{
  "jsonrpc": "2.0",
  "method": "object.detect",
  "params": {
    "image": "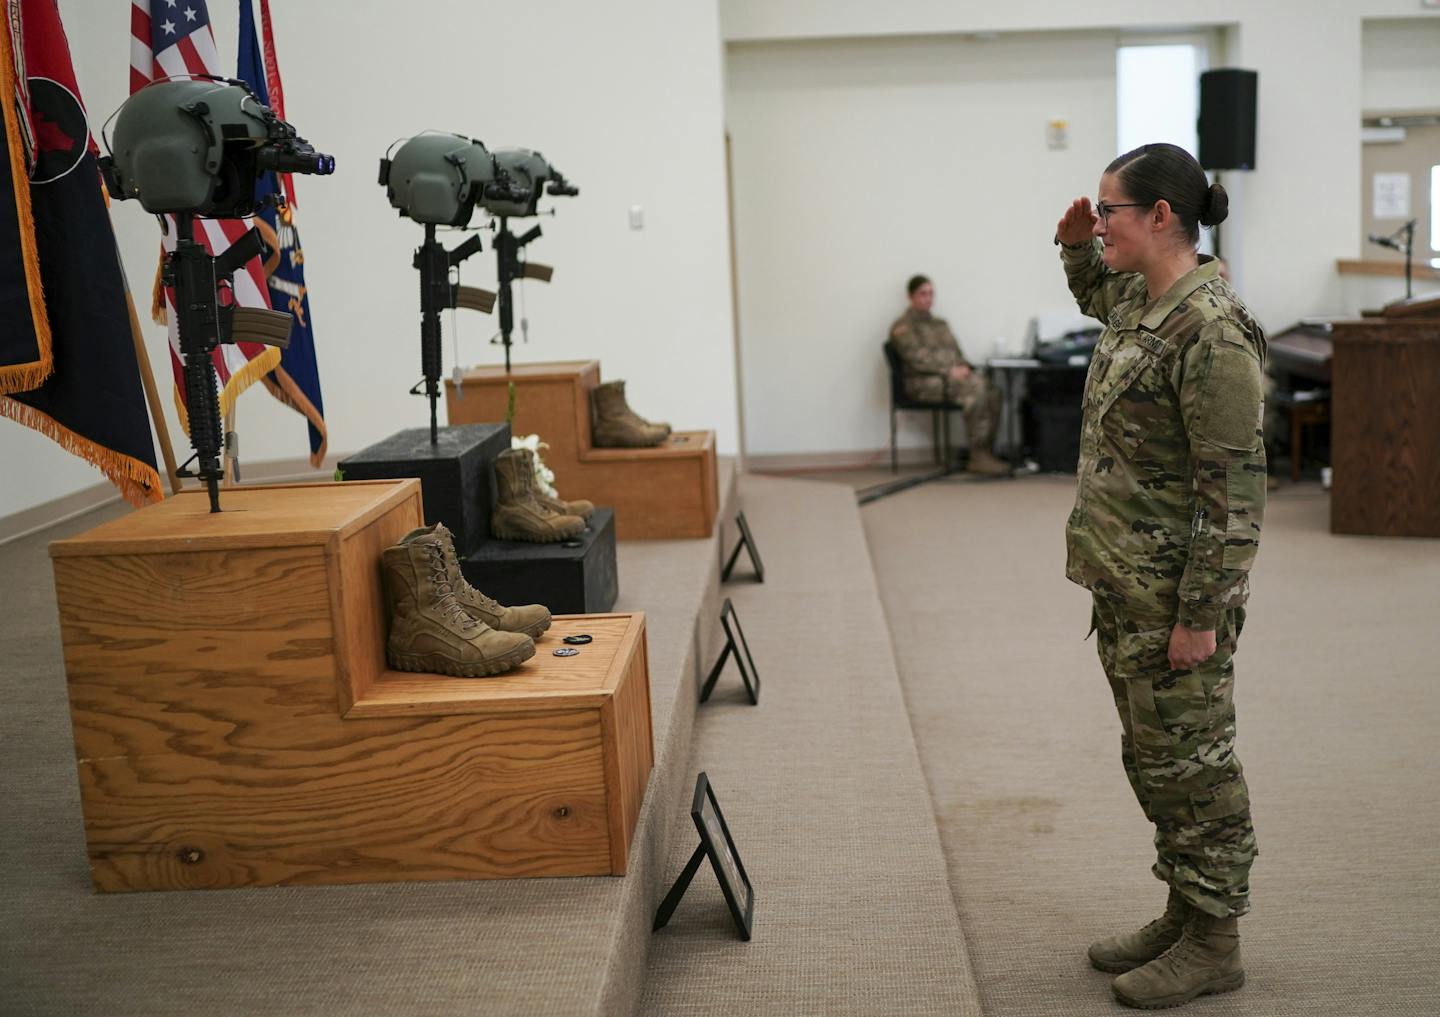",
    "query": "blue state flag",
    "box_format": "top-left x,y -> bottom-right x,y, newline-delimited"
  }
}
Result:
237,0 -> 328,465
